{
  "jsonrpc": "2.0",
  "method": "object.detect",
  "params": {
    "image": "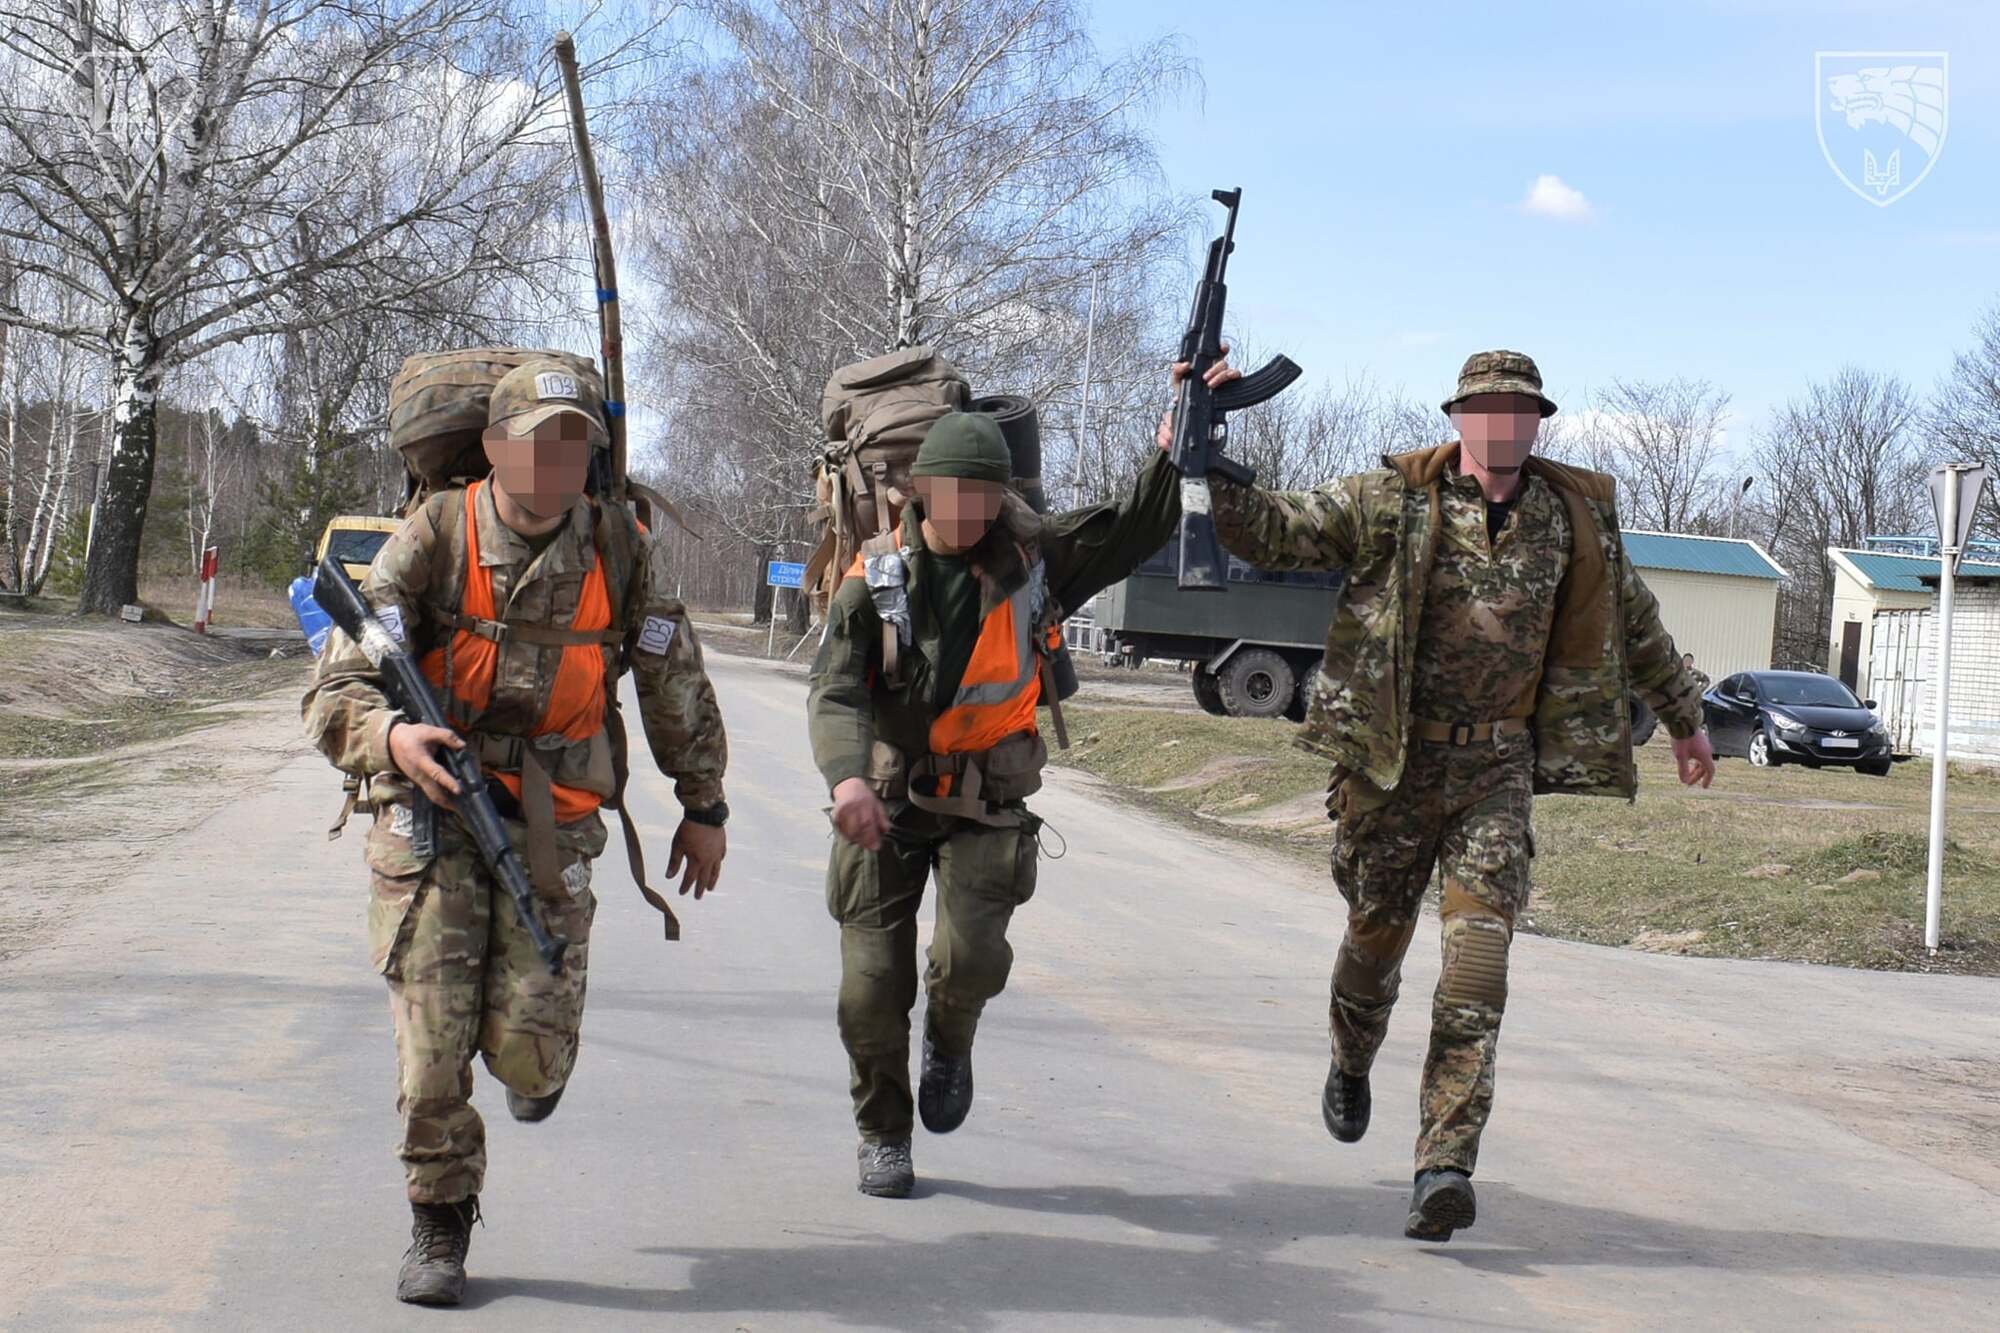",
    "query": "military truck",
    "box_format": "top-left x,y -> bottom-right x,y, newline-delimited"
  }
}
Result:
1094,534 -> 1341,720
1095,532 -> 1663,743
